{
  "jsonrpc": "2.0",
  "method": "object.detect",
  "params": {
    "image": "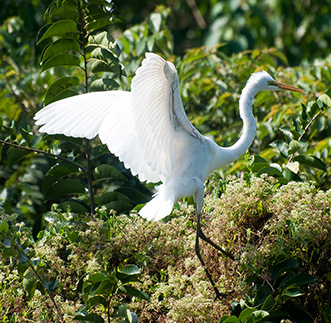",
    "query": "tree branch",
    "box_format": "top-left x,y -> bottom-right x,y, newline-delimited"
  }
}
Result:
288,111 -> 321,163
0,139 -> 87,173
